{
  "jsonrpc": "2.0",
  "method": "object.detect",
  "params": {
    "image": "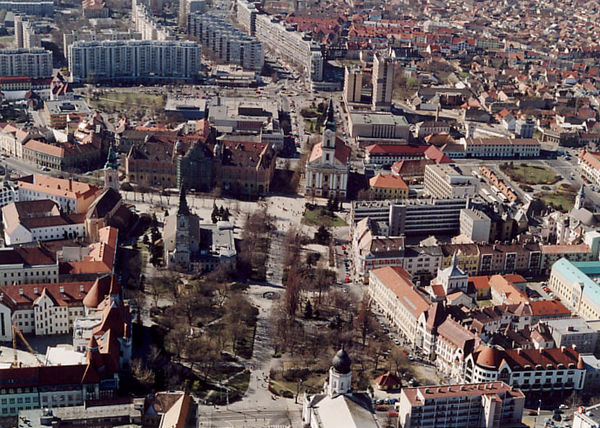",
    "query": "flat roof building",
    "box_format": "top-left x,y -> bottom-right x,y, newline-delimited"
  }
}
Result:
548,258 -> 600,321
424,163 -> 478,199
398,382 -> 525,428
349,112 -> 409,140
